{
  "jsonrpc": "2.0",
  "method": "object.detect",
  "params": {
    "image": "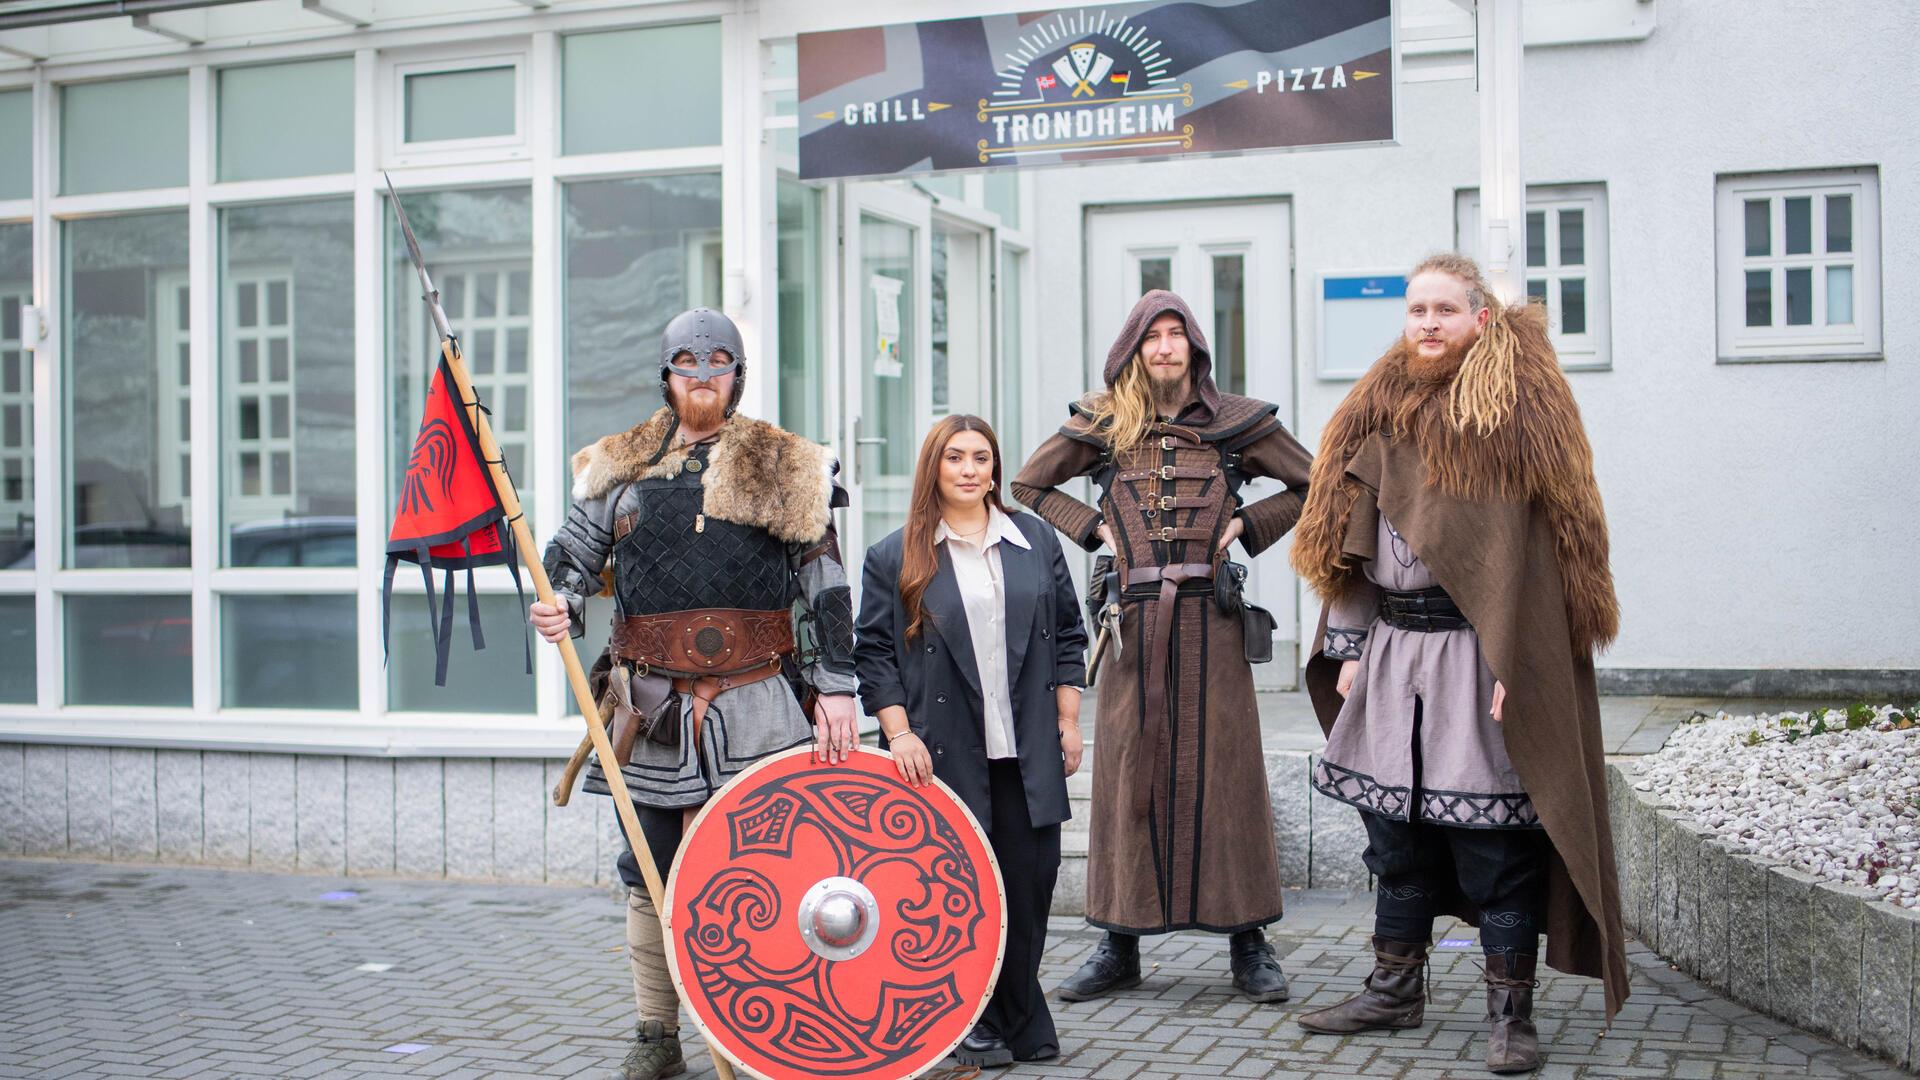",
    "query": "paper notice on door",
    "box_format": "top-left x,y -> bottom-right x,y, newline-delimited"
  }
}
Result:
871,274 -> 904,378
